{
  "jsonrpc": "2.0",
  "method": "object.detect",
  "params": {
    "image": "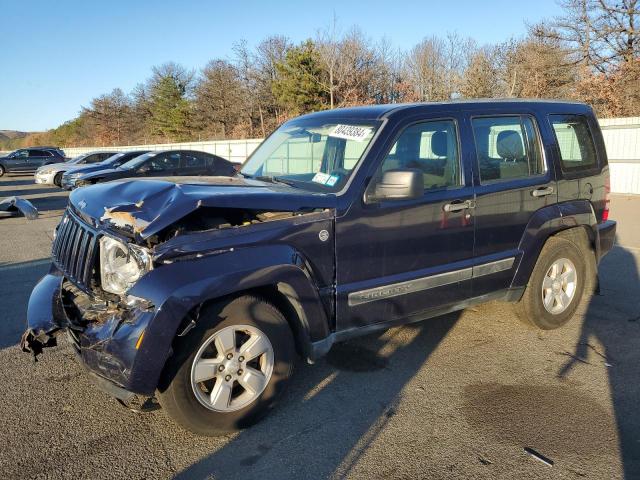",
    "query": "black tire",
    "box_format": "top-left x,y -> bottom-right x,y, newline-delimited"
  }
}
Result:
0,164 -> 5,177
53,172 -> 63,187
157,295 -> 295,436
515,237 -> 588,329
